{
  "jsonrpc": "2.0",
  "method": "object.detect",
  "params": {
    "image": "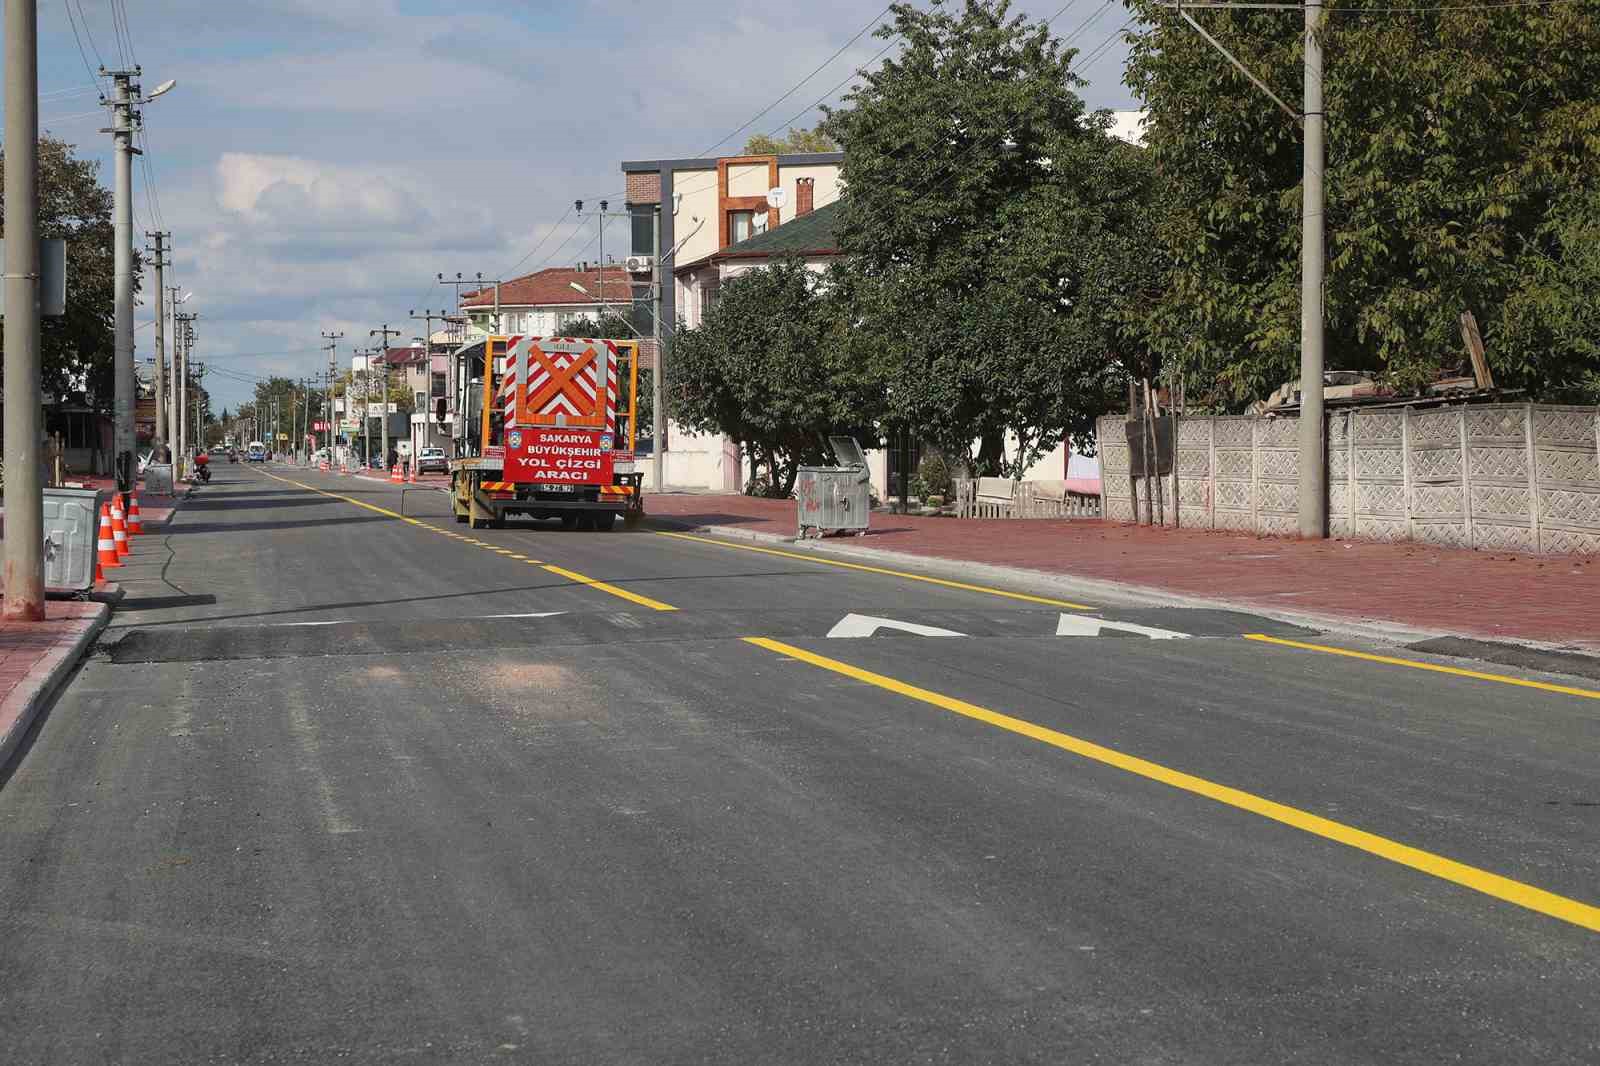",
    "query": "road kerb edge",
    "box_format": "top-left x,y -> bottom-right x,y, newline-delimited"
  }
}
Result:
0,602 -> 111,774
